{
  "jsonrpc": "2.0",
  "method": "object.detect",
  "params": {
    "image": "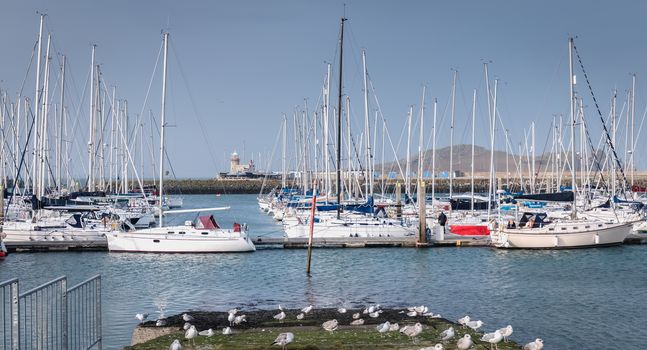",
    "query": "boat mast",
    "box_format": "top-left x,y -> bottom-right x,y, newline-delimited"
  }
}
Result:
630,74 -> 636,188
159,32 -> 169,227
362,50 -> 372,197
568,37 -> 577,218
324,64 -> 331,196
418,86 -> 426,201
405,106 -> 412,199
487,79 -> 498,219
32,14 -> 44,199
282,114 -> 287,189
471,89 -> 476,214
431,98 -> 437,207
449,70 -> 457,198
56,56 -> 66,193
336,17 -> 346,219
88,44 -> 97,192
